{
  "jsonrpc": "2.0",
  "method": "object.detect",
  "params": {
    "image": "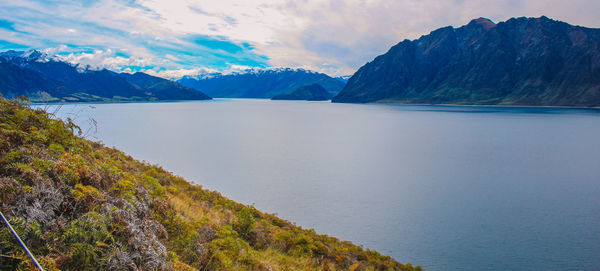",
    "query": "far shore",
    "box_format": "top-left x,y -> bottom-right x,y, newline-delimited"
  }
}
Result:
28,97 -> 600,110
